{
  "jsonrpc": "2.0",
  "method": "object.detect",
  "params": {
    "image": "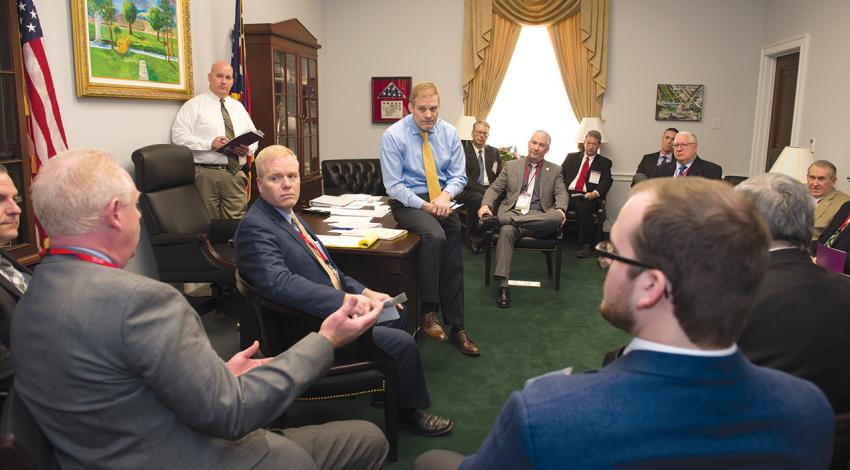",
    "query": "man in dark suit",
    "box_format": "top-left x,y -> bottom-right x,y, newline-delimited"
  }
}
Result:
414,177 -> 834,470
737,173 -> 850,469
478,130 -> 567,308
236,145 -> 454,435
0,165 -> 29,409
816,201 -> 850,274
652,130 -> 723,180
14,149 -> 389,470
634,127 -> 678,181
455,120 -> 502,253
562,129 -> 613,257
